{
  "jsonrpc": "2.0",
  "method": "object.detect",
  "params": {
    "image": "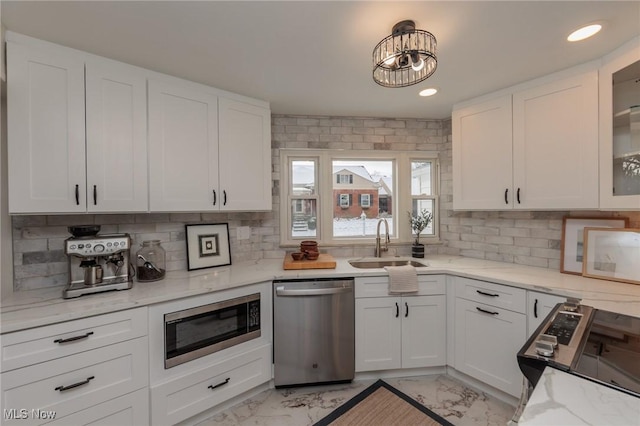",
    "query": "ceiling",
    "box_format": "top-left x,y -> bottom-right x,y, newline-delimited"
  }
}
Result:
2,1 -> 639,119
